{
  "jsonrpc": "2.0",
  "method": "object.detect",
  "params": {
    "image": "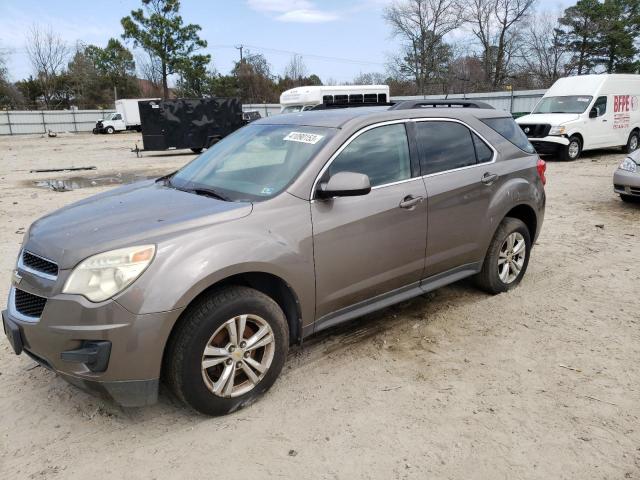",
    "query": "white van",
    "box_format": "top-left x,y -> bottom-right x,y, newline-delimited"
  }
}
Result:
279,85 -> 390,113
516,74 -> 640,160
